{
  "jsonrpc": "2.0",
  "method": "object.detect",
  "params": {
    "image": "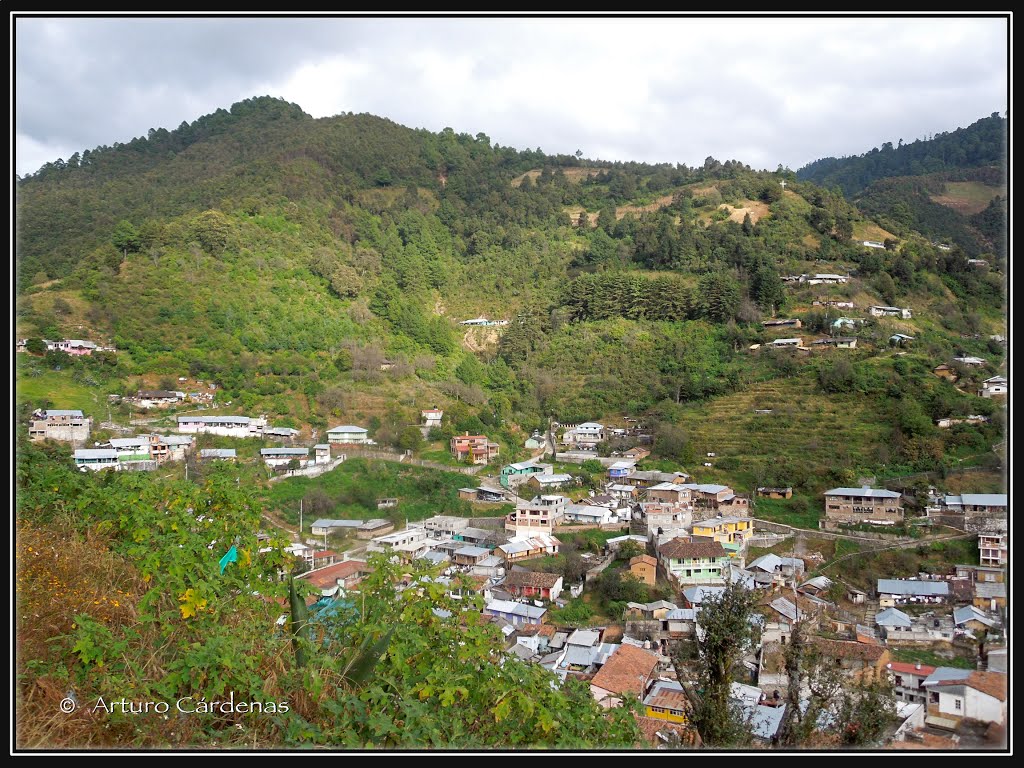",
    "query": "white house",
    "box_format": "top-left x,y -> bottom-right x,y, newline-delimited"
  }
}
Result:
922,669 -> 1006,728
769,337 -> 802,348
177,415 -> 265,438
421,409 -> 444,428
979,376 -> 1007,398
260,447 -> 309,468
863,240 -> 886,249
868,305 -> 913,319
326,425 -> 370,444
562,421 -> 605,449
74,448 -> 120,471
